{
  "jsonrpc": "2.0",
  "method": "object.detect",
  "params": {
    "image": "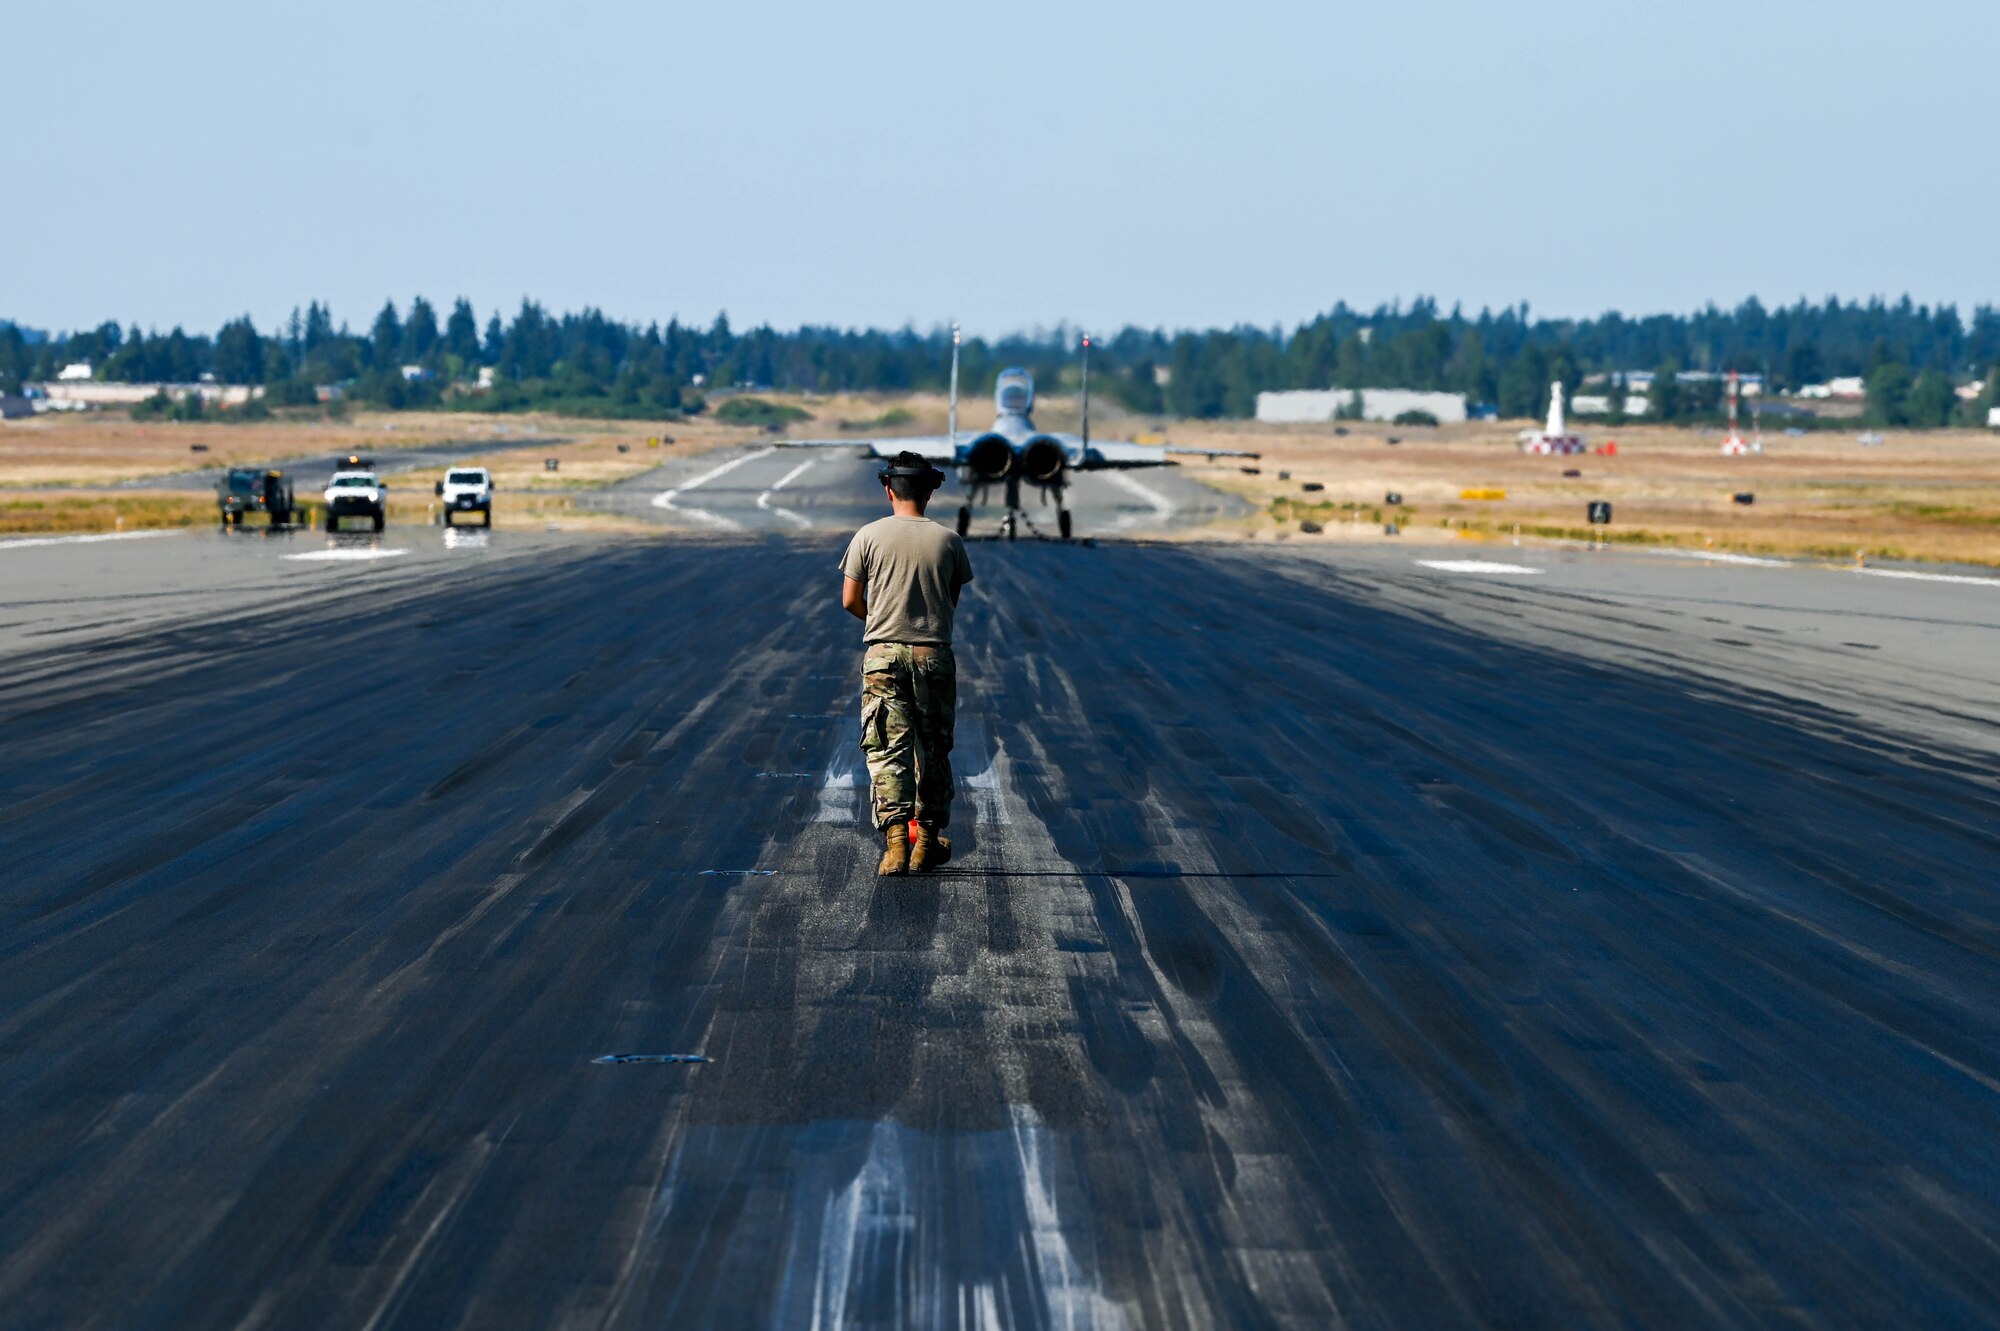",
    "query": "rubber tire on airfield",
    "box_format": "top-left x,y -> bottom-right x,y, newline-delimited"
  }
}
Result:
372,511 -> 385,533
325,514 -> 338,533
956,507 -> 971,537
1059,510 -> 1073,540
